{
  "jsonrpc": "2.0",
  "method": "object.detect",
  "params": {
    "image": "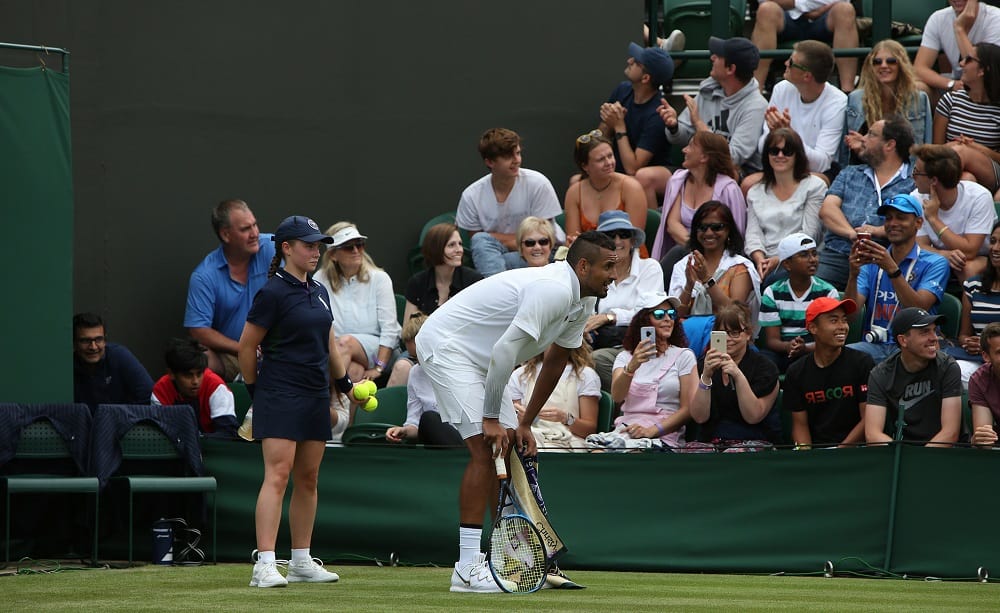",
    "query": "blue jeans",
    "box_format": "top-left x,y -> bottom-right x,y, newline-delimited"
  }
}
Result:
470,232 -> 525,277
816,249 -> 849,291
846,341 -> 897,363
